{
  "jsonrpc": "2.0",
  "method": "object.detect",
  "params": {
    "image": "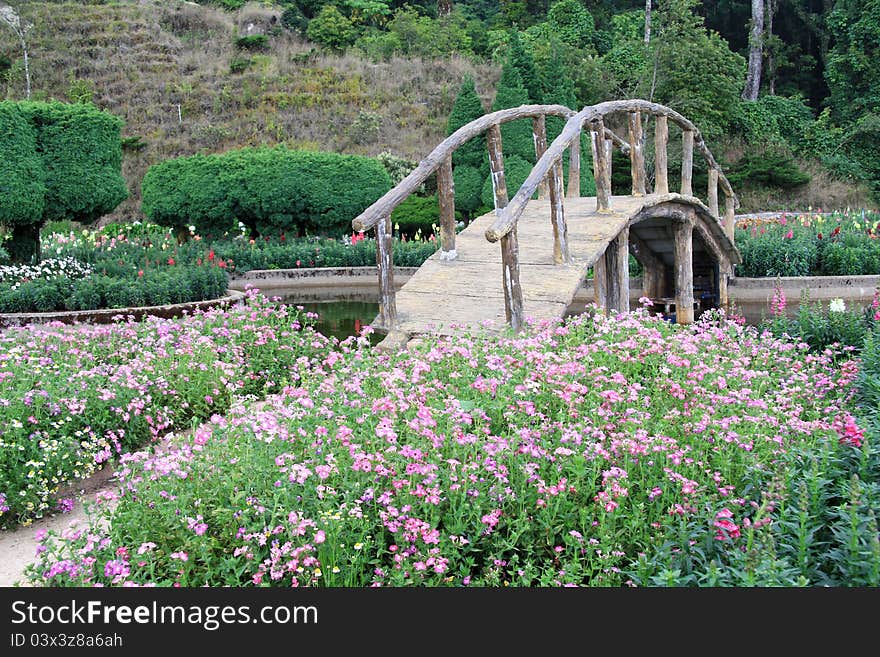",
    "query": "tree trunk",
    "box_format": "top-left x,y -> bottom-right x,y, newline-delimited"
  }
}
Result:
8,222 -> 40,264
766,0 -> 775,95
742,0 -> 764,101
437,0 -> 452,17
644,0 -> 651,44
